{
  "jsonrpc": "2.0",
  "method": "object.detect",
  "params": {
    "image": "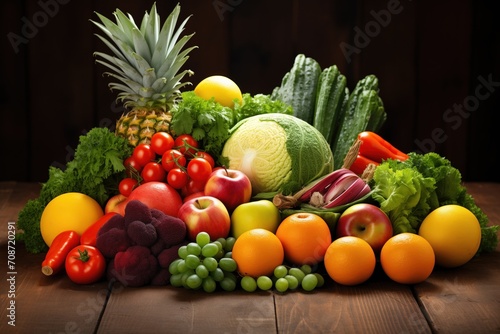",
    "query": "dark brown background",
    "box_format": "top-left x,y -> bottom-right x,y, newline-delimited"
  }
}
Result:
1,0 -> 499,182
